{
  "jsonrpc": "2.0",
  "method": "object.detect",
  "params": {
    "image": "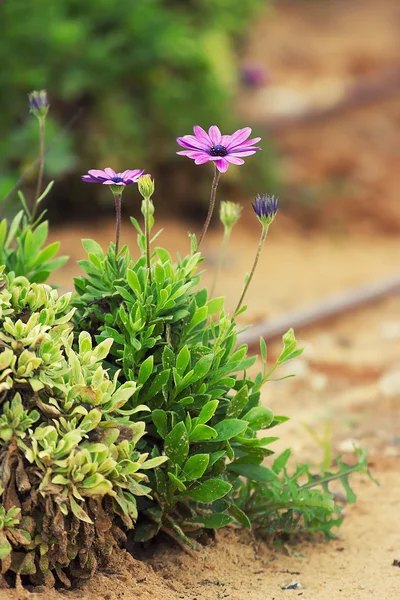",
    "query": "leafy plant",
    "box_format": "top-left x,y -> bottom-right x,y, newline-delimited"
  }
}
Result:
235,447 -> 371,541
0,271 -> 166,586
72,201 -> 369,548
